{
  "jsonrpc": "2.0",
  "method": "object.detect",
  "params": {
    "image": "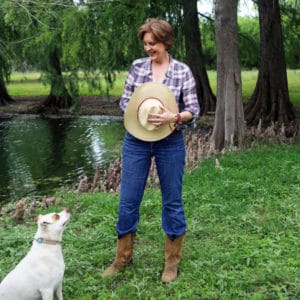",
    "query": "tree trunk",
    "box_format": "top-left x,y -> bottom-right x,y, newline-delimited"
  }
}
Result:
42,47 -> 72,110
245,0 -> 295,126
211,0 -> 245,151
183,0 -> 216,115
0,78 -> 14,106
149,0 -> 159,17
